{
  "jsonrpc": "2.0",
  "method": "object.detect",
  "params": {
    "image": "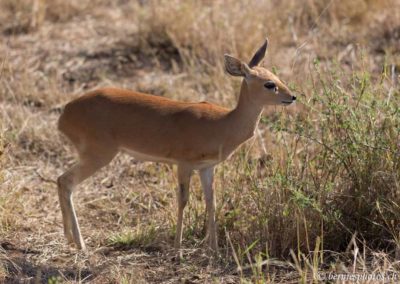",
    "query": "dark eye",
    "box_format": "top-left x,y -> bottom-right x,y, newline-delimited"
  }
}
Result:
264,81 -> 276,90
